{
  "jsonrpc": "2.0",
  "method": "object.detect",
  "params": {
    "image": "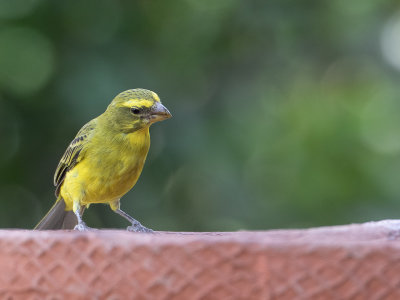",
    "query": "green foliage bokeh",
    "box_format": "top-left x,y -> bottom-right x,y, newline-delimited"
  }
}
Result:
0,0 -> 400,230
